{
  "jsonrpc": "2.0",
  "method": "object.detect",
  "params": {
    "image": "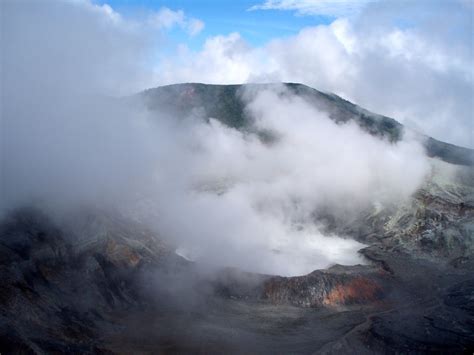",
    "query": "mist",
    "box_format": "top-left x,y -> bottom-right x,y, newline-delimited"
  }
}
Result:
1,0 -> 430,276
140,86 -> 429,275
